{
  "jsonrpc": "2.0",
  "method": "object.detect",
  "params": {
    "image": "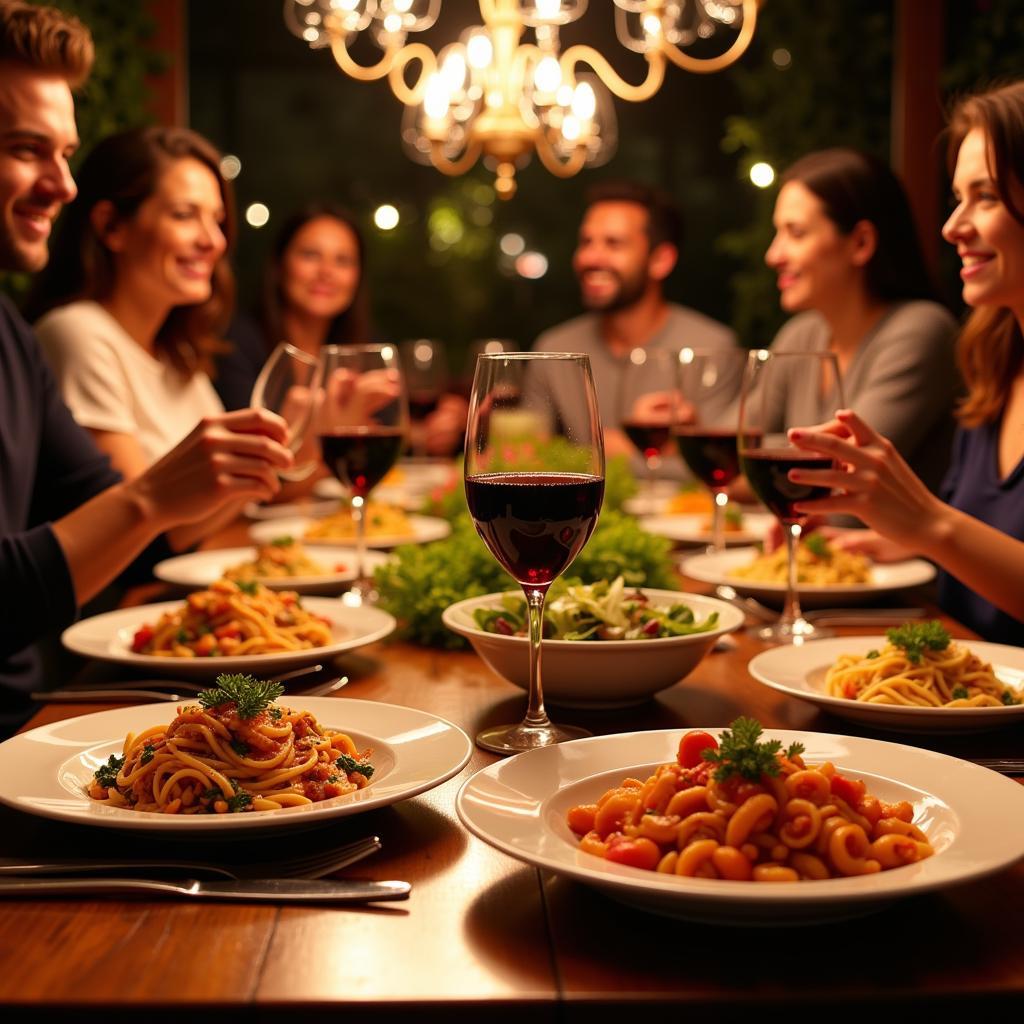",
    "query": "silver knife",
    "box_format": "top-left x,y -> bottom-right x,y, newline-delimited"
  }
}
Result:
0,877 -> 410,902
